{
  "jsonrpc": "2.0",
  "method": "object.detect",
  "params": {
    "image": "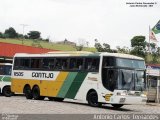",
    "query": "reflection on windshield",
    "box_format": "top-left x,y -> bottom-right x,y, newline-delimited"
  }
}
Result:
102,68 -> 145,91
119,69 -> 145,91
119,70 -> 134,90
135,71 -> 145,91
